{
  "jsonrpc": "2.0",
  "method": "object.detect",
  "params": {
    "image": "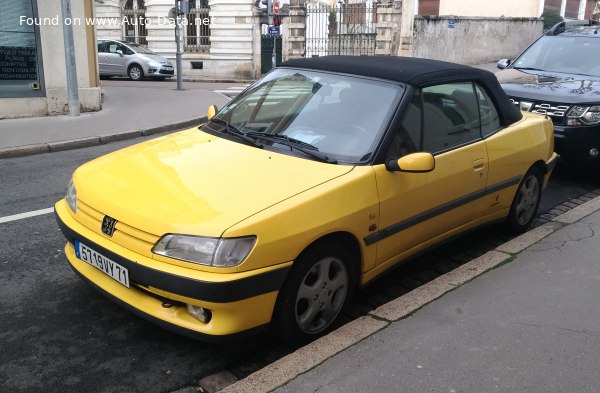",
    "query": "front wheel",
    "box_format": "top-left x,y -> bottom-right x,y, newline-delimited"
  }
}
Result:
507,167 -> 542,232
128,64 -> 143,81
274,242 -> 355,345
